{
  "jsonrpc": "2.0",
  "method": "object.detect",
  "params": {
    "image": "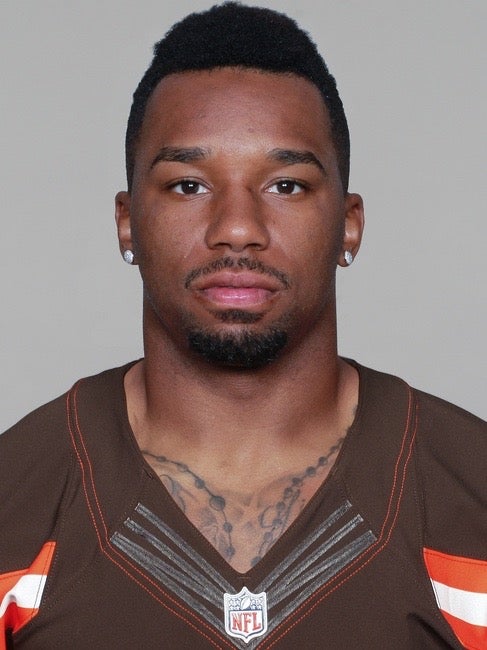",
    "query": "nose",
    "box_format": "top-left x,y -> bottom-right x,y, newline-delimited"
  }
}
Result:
204,187 -> 270,253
